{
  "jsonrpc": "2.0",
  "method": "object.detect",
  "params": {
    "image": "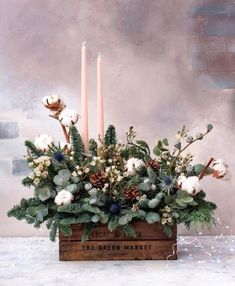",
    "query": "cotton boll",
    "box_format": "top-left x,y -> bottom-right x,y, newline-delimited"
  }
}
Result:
178,176 -> 201,196
126,158 -> 145,176
34,134 -> 54,151
42,94 -> 64,111
59,108 -> 79,127
212,159 -> 229,179
54,190 -> 74,206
